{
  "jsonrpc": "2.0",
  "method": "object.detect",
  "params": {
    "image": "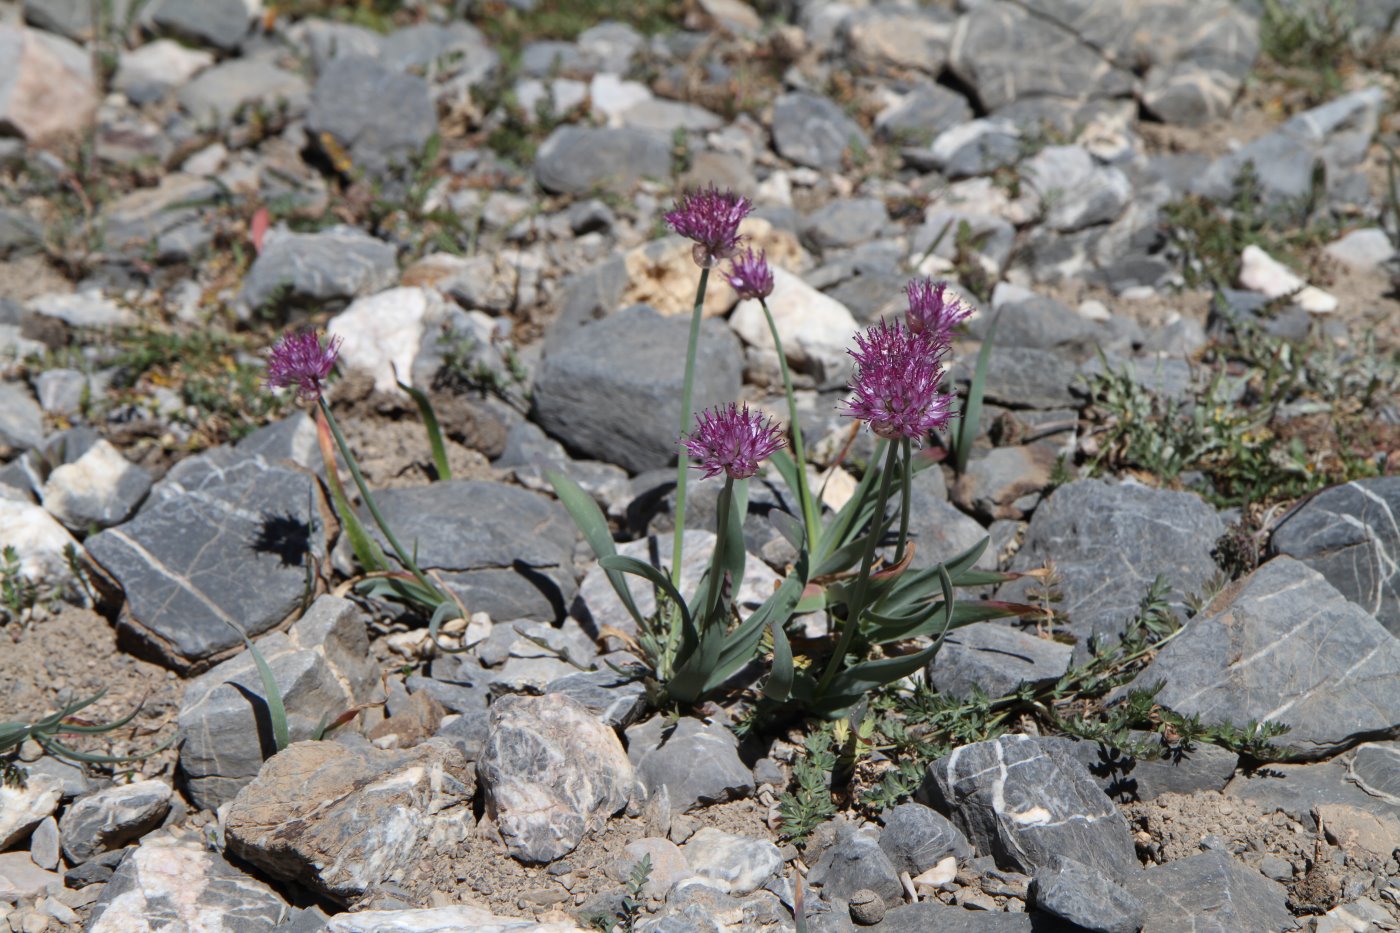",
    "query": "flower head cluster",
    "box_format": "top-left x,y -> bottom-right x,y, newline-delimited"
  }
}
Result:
665,186 -> 753,268
841,319 -> 953,442
905,278 -> 971,343
682,403 -> 786,480
265,330 -> 342,402
726,248 -> 774,301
